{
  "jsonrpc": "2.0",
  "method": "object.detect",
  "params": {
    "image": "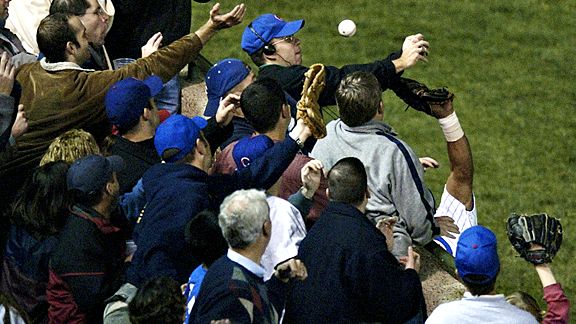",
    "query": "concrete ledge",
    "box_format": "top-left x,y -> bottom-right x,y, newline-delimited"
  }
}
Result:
416,245 -> 465,314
